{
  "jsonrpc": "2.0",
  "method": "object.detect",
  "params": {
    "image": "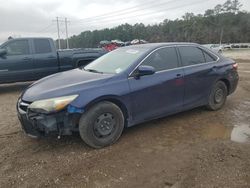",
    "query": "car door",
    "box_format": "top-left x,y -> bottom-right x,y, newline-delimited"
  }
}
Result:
32,39 -> 58,79
0,39 -> 35,83
128,47 -> 185,124
177,45 -> 219,109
